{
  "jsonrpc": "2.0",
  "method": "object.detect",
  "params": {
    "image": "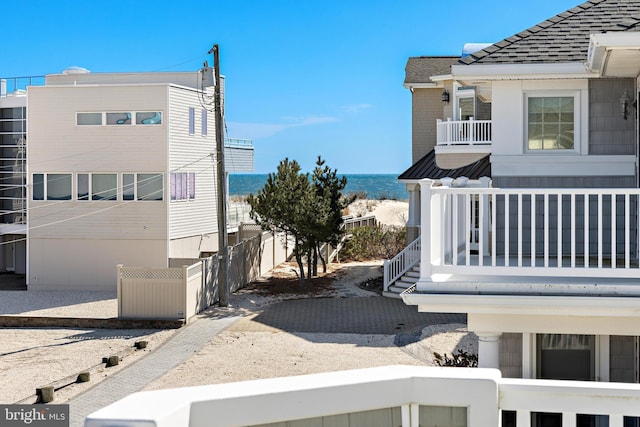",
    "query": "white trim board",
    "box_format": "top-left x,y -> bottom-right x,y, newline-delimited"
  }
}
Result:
490,155 -> 636,177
